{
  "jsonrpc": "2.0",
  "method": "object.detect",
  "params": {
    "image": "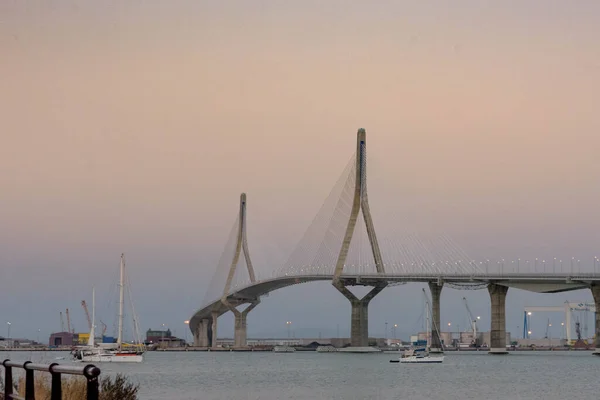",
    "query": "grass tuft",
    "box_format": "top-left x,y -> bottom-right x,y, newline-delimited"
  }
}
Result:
10,372 -> 138,400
